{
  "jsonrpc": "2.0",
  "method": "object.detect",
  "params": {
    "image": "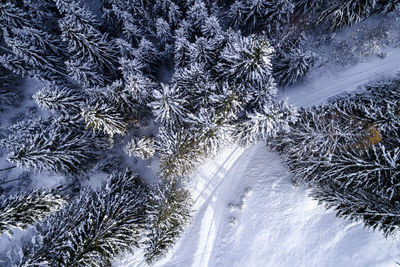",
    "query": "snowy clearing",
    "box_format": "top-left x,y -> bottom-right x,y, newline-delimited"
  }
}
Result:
157,145 -> 399,267
116,49 -> 400,267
